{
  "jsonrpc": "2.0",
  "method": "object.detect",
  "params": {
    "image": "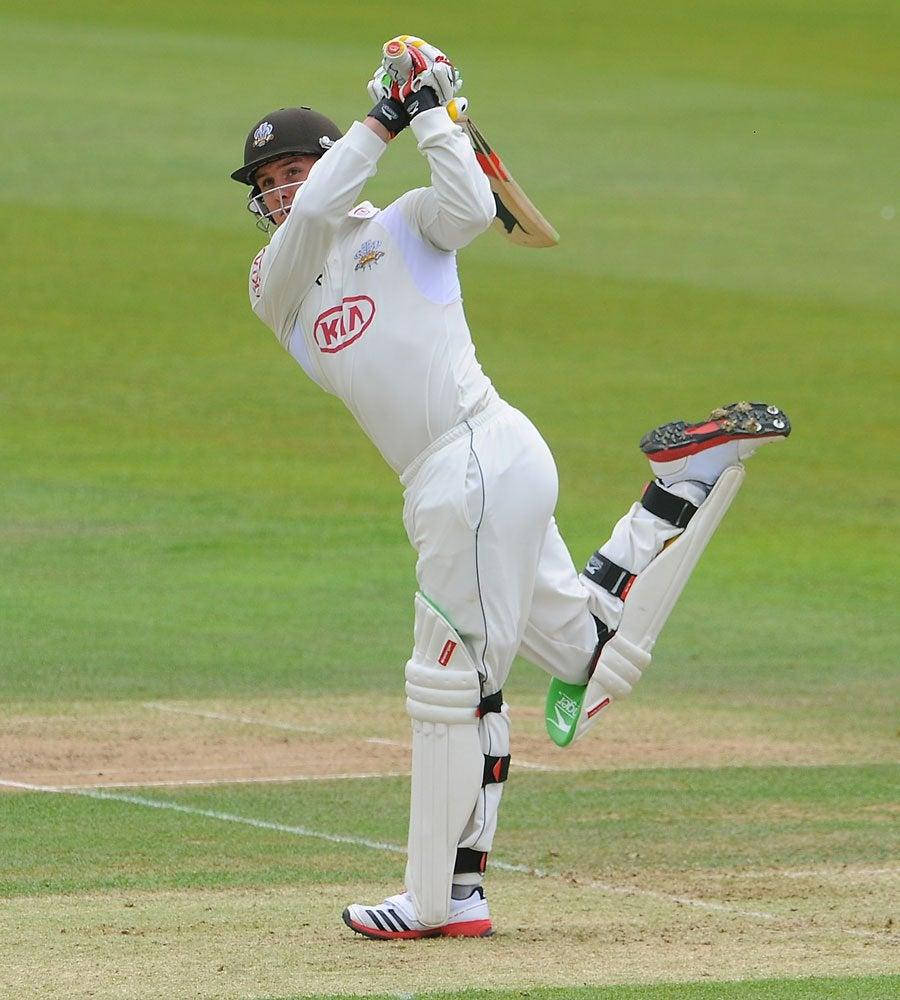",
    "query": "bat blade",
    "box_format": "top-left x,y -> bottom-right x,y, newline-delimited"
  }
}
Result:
460,117 -> 559,248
